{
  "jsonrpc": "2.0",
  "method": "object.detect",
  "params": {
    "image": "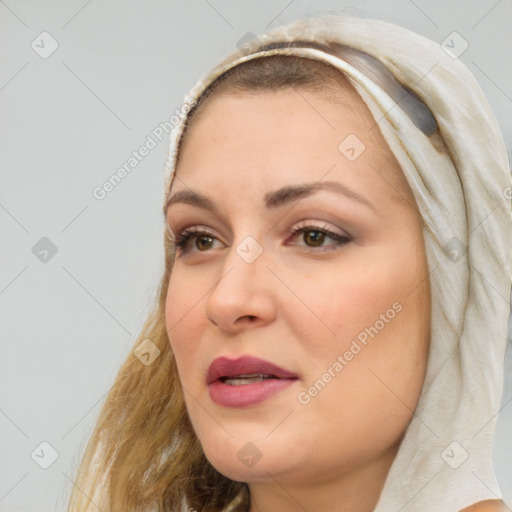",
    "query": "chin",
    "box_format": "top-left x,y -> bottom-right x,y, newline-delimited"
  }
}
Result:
200,435 -> 297,483
204,450 -> 269,482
